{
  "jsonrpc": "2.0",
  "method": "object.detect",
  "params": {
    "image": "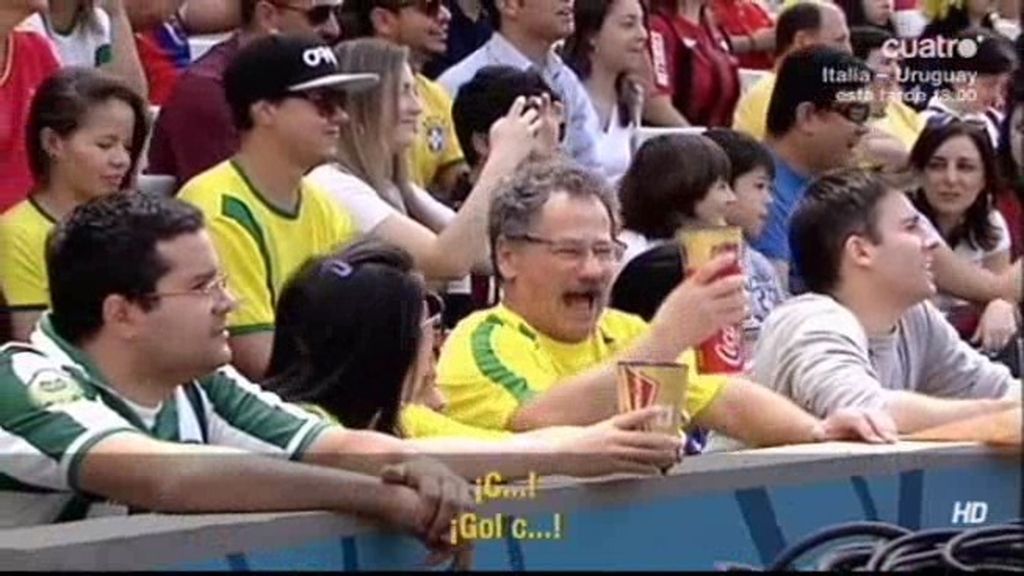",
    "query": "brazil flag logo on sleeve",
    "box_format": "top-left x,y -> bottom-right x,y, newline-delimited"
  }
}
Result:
27,369 -> 86,409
